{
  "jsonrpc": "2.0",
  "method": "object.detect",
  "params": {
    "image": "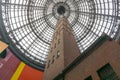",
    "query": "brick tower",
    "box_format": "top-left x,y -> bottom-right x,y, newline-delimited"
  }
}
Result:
43,17 -> 80,80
